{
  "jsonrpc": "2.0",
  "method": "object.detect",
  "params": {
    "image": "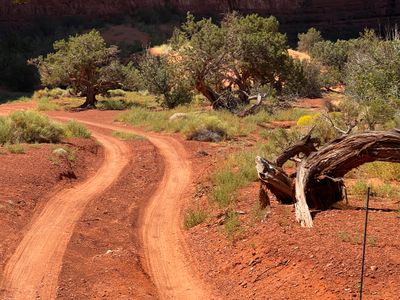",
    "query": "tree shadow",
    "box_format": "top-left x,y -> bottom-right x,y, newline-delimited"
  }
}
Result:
0,91 -> 34,105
